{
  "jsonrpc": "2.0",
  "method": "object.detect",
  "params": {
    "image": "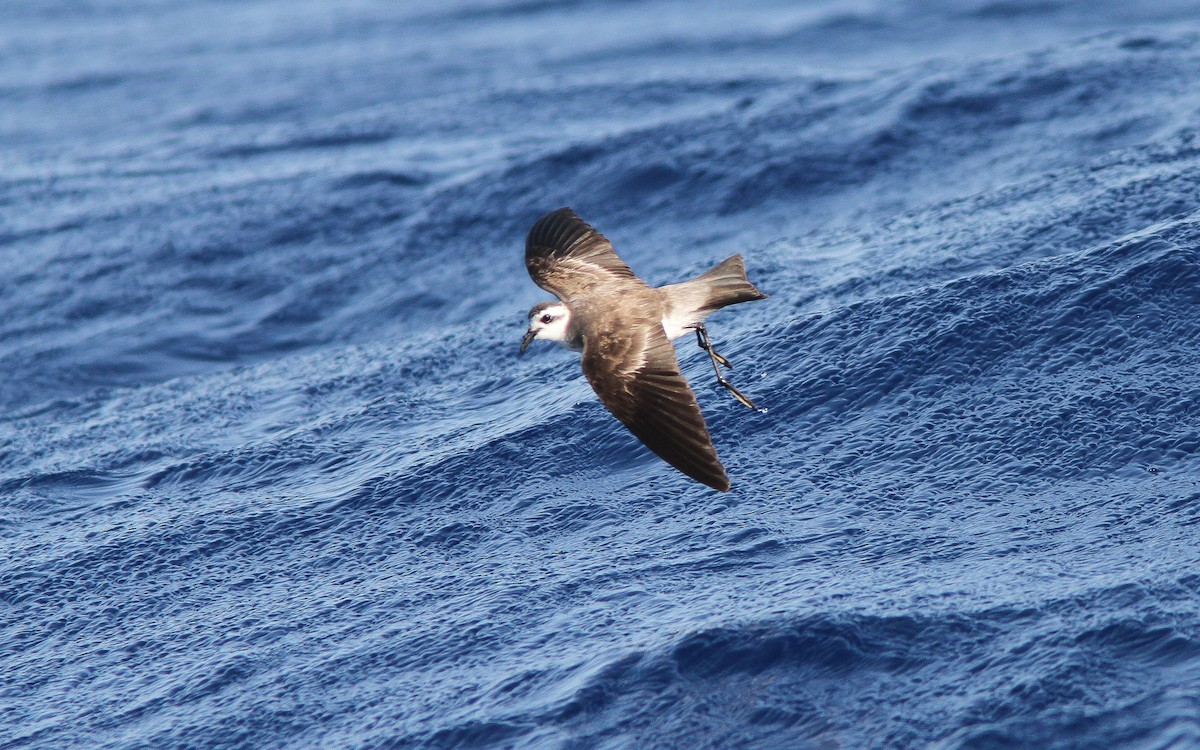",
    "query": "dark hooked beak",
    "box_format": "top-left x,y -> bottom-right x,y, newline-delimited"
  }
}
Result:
520,328 -> 537,354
